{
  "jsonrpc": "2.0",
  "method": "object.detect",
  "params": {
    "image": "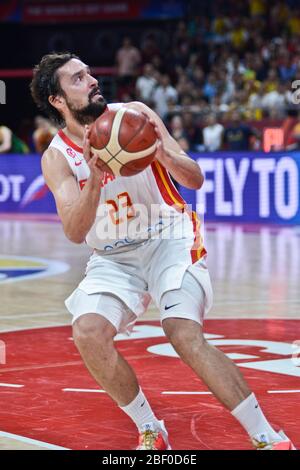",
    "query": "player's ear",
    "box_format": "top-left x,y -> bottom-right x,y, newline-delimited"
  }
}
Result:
49,94 -> 64,110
